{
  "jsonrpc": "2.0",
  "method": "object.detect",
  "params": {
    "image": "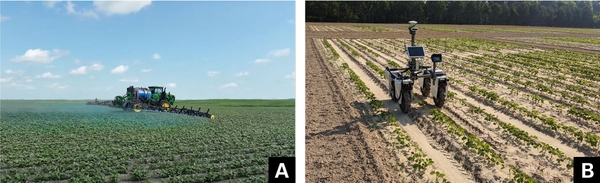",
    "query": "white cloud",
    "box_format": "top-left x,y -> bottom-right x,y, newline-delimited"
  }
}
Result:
221,82 -> 238,88
285,71 -> 295,79
268,48 -> 291,57
49,83 -> 69,89
234,72 -> 249,77
207,71 -> 220,77
44,0 -> 61,8
118,77 -> 139,83
153,53 -> 161,60
5,70 -> 24,75
167,83 -> 177,88
0,77 -> 14,83
11,49 -> 69,63
93,1 -> 152,16
70,66 -> 87,75
254,59 -> 270,64
141,69 -> 152,72
66,1 -> 99,19
111,65 -> 129,74
9,82 -> 36,90
36,72 -> 61,79
0,15 -> 9,22
88,63 -> 104,71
